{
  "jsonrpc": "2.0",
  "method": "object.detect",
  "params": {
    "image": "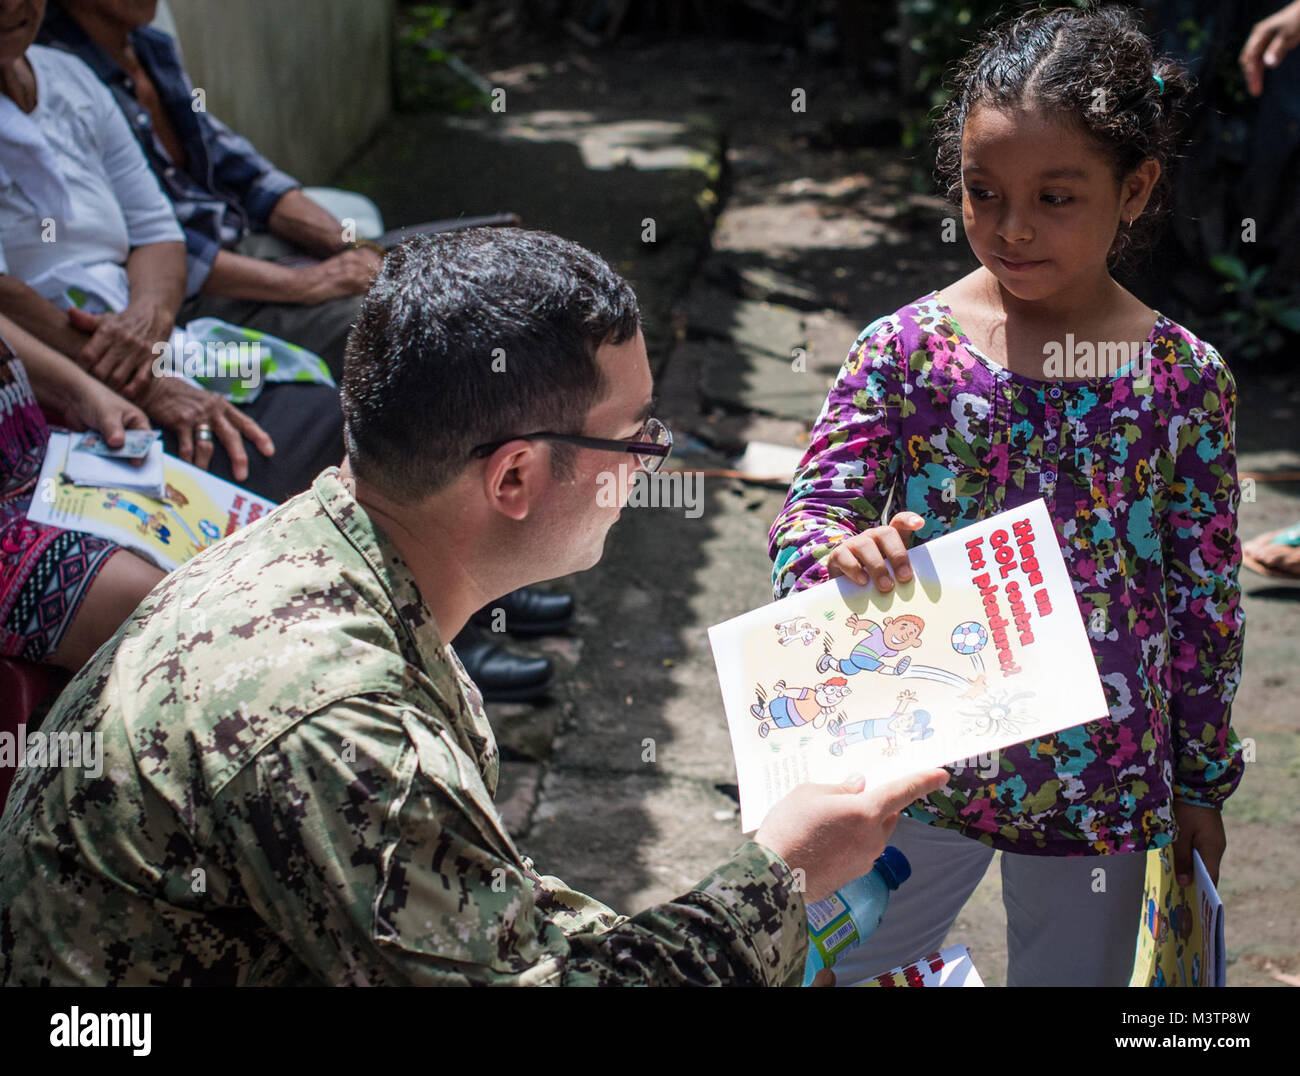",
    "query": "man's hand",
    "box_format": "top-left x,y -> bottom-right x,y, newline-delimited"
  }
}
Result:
755,768 -> 949,902
1171,800 -> 1226,887
139,376 -> 274,480
60,375 -> 152,448
68,304 -> 172,399
288,249 -> 384,304
827,512 -> 925,591
1241,0 -> 1300,96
